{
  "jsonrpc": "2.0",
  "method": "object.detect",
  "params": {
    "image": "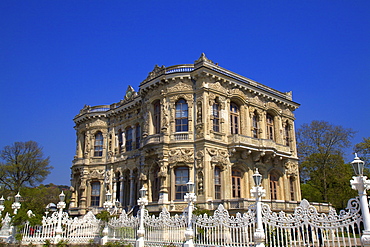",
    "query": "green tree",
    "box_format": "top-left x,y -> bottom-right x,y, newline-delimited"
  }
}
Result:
354,137 -> 370,164
0,141 -> 53,192
297,120 -> 356,209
